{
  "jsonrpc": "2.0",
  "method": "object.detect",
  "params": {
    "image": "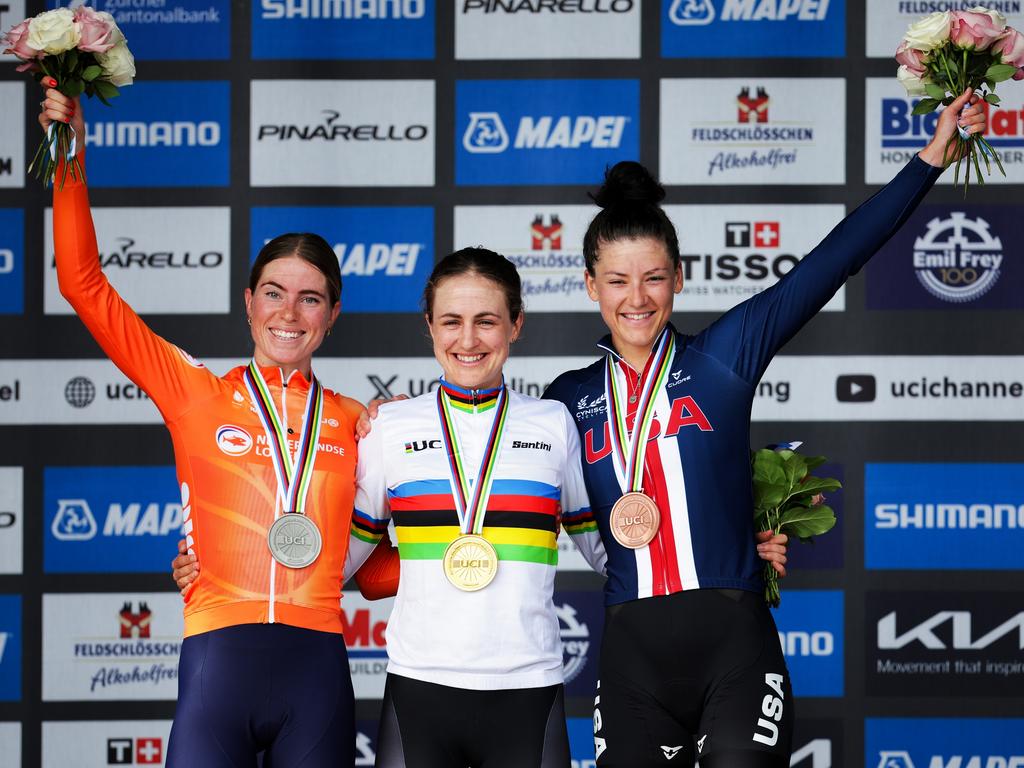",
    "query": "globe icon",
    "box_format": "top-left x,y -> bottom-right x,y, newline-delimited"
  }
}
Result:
65,377 -> 96,408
